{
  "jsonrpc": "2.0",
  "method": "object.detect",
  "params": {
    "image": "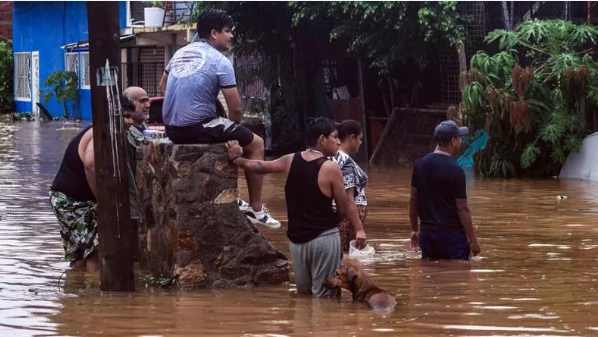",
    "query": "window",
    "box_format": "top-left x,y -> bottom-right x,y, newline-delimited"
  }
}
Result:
65,52 -> 79,88
80,52 -> 90,89
14,52 -> 31,101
